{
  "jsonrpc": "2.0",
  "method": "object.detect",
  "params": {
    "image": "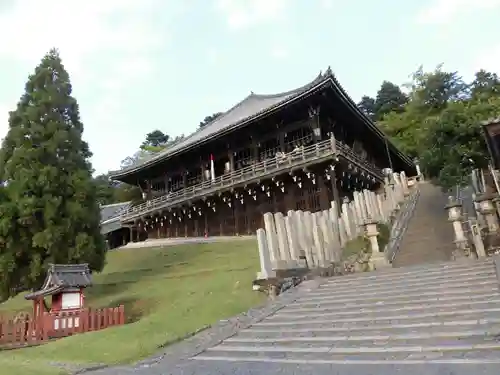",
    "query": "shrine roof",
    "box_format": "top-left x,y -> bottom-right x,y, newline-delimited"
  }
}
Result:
25,264 -> 92,300
110,67 -> 413,179
100,201 -> 132,223
482,117 -> 500,126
